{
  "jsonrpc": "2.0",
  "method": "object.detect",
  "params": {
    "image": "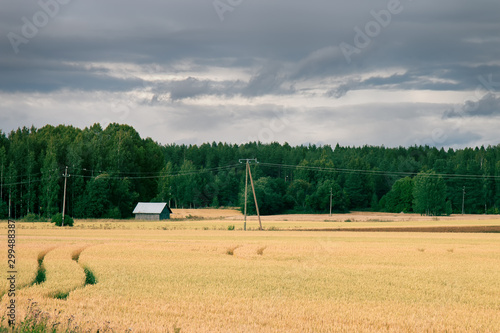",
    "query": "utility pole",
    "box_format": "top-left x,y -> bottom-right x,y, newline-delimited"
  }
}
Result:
239,159 -> 262,231
8,169 -> 11,218
62,166 -> 70,226
244,163 -> 249,230
329,187 -> 333,216
462,186 -> 465,215
248,163 -> 263,231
